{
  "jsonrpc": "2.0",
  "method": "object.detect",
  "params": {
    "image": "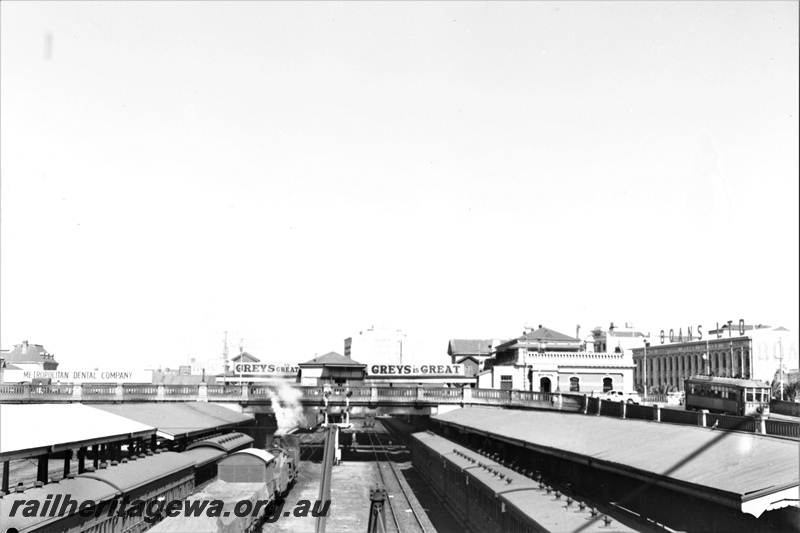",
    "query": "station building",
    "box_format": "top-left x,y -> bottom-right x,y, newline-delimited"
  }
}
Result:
298,352 -> 366,386
632,323 -> 799,392
476,325 -> 635,393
